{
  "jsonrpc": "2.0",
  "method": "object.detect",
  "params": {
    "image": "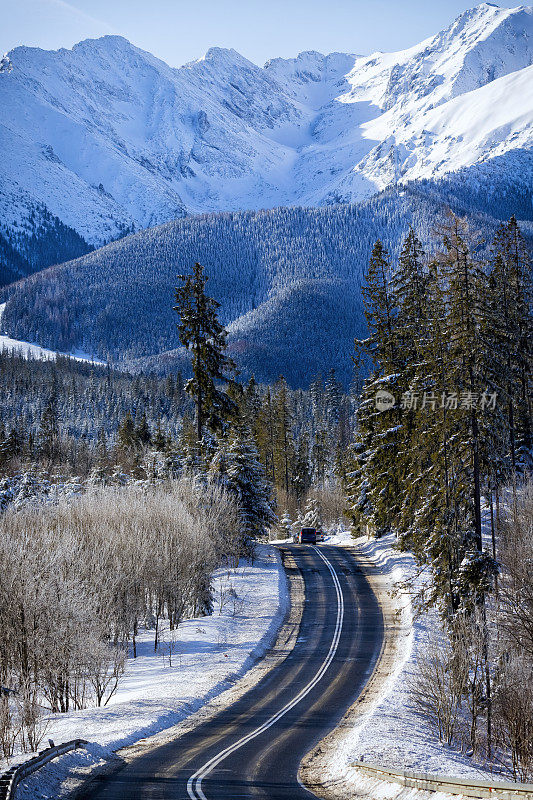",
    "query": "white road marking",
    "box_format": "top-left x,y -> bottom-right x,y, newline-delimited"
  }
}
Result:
187,546 -> 344,800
